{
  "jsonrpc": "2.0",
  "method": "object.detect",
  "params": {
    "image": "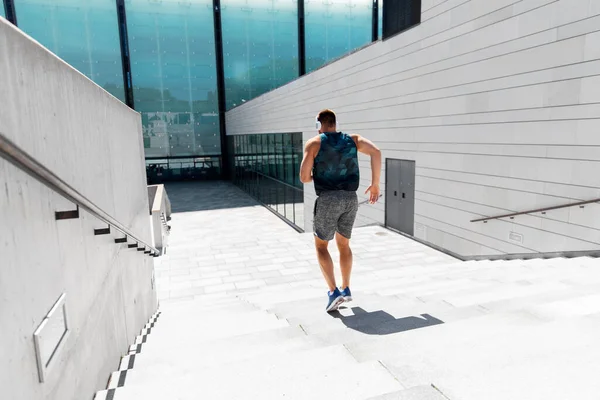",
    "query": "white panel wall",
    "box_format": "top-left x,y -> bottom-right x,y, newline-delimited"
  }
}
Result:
0,19 -> 157,400
226,0 -> 600,257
